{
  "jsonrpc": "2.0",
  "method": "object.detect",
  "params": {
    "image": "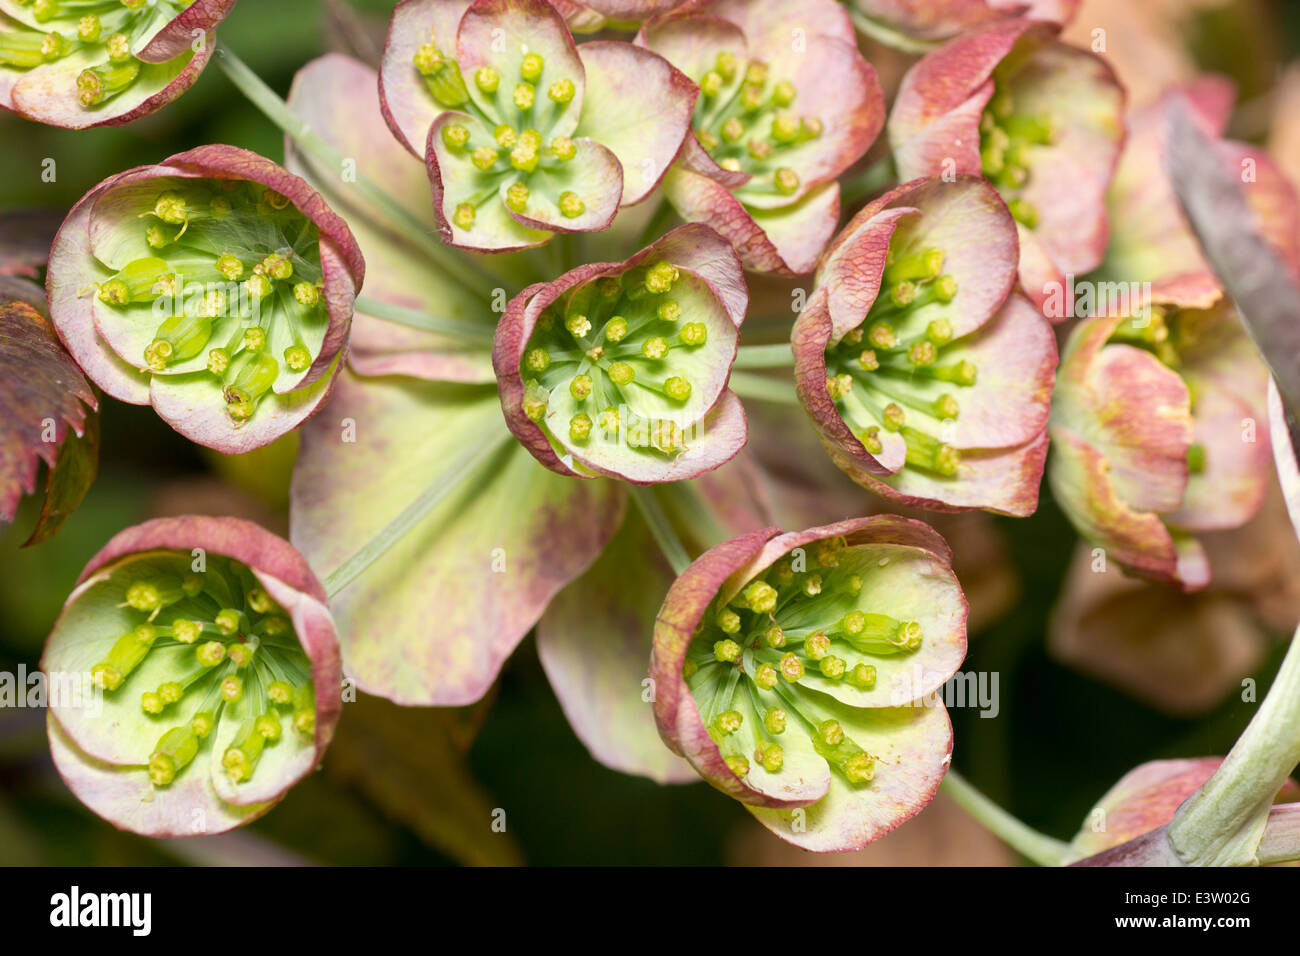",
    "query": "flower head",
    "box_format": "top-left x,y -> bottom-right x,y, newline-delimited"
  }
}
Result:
793,176 -> 1056,516
1049,274 -> 1273,591
651,515 -> 966,850
887,18 -> 1124,315
42,516 -> 341,836
0,0 -> 235,128
380,0 -> 696,251
639,0 -> 884,274
46,144 -> 364,454
494,223 -> 749,482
